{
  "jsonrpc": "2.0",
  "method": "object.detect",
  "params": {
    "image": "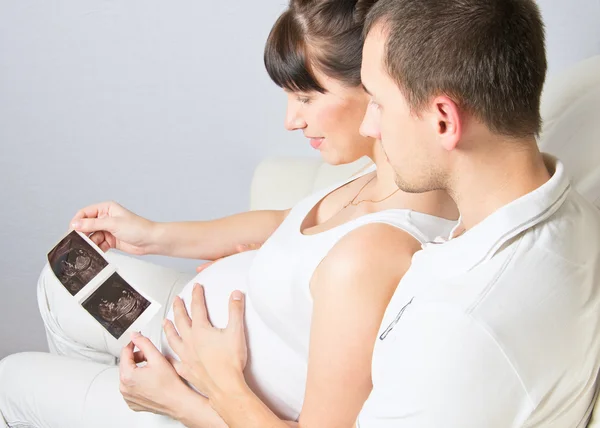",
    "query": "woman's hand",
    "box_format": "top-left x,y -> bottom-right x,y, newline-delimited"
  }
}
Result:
164,285 -> 295,428
196,243 -> 263,273
70,201 -> 157,255
163,284 -> 248,398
